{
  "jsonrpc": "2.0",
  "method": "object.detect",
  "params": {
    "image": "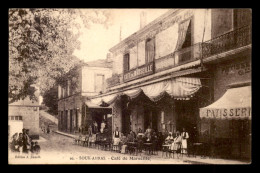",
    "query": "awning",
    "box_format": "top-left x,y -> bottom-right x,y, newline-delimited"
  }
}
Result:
141,77 -> 201,101
85,101 -> 112,114
122,88 -> 143,99
90,94 -> 118,106
102,94 -> 118,105
91,97 -> 102,105
141,80 -> 170,101
200,86 -> 251,120
170,77 -> 202,100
